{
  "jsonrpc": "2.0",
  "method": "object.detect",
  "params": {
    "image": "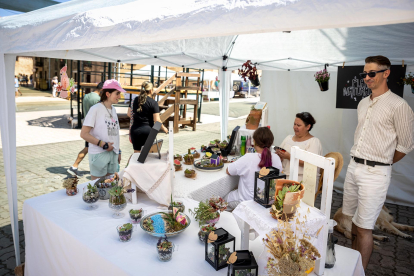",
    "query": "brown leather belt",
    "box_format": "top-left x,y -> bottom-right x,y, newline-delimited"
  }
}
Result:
352,156 -> 392,167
